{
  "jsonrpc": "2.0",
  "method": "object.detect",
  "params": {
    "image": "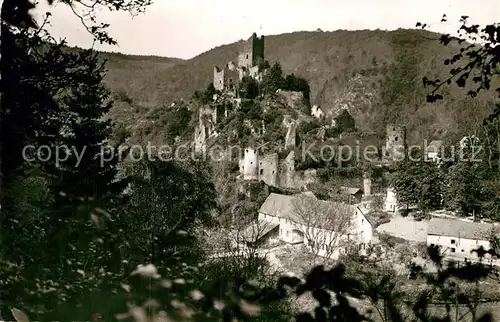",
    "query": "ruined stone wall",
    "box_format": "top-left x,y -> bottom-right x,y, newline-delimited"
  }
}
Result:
225,67 -> 239,96
363,176 -> 372,197
385,125 -> 406,161
278,90 -> 305,109
214,66 -> 225,91
194,124 -> 206,153
285,121 -> 297,149
279,151 -> 296,188
194,106 -> 219,153
214,65 -> 239,94
258,153 -> 278,186
292,169 -> 320,190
